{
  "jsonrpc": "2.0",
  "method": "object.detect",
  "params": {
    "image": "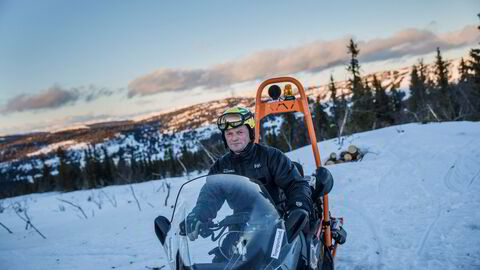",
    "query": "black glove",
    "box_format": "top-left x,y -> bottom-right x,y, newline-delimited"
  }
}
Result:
313,167 -> 334,198
185,212 -> 204,241
285,208 -> 309,243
